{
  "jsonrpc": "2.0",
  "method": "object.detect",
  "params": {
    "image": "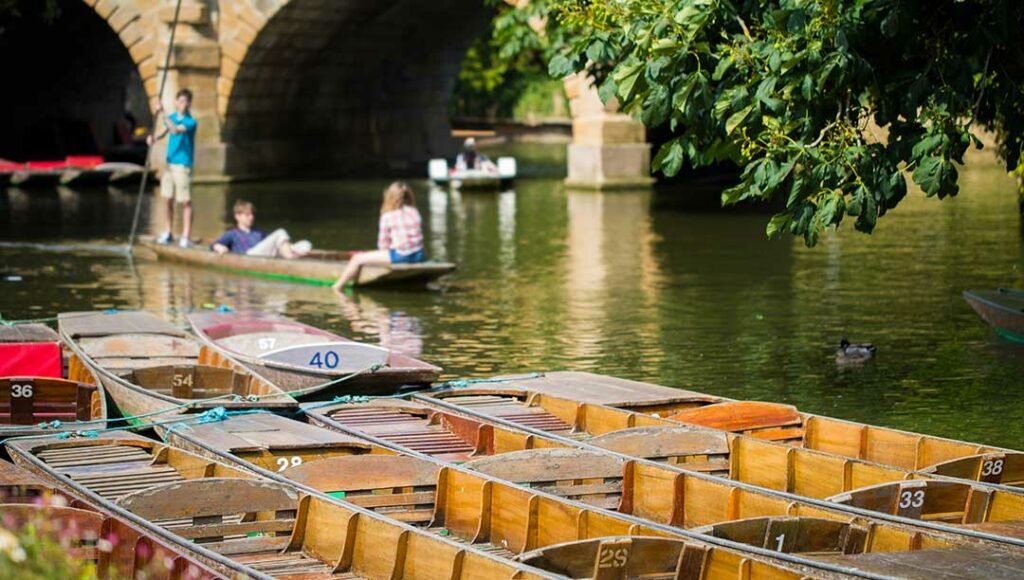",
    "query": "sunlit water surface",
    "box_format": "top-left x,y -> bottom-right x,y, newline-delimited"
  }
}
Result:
1,148 -> 1022,447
